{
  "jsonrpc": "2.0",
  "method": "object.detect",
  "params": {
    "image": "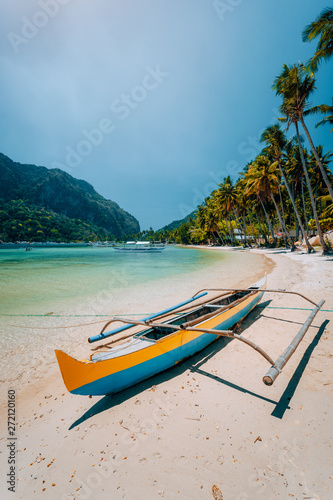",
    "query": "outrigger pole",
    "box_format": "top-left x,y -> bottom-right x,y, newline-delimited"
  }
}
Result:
92,289 -> 325,386
262,299 -> 325,385
192,288 -> 325,384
